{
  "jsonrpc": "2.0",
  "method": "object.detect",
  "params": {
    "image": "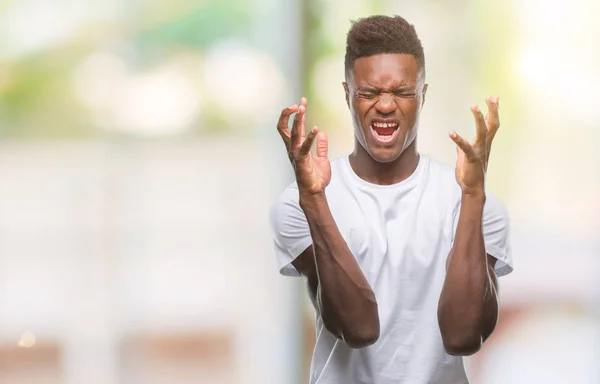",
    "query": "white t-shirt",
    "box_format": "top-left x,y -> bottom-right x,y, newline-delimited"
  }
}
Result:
269,154 -> 513,384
